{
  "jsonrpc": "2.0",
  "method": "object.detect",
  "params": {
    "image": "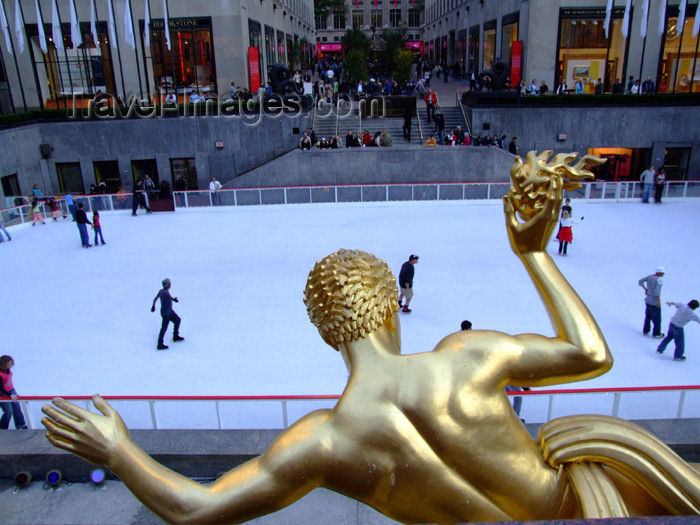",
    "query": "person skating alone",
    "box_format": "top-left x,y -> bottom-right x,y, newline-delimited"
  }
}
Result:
0,355 -> 28,430
656,300 -> 700,361
397,255 -> 419,313
151,278 -> 184,350
638,267 -> 665,338
132,179 -> 152,216
555,211 -> 582,255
